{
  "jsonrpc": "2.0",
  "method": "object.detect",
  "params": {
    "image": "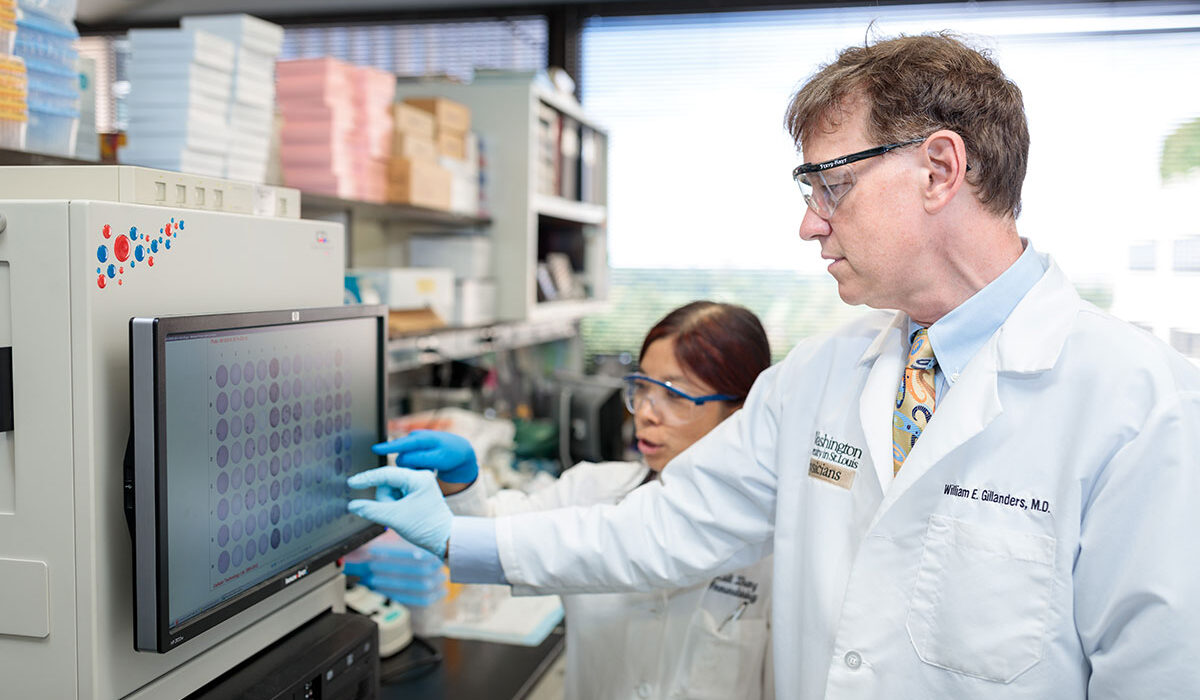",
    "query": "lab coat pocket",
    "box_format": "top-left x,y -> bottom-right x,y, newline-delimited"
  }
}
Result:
906,514 -> 1056,683
677,610 -> 768,700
